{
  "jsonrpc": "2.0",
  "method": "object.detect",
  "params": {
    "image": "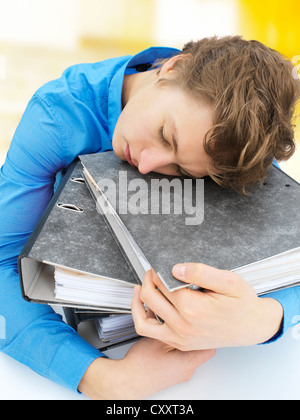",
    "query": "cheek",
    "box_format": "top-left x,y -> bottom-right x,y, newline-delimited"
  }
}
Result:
127,118 -> 153,147
120,98 -> 159,147
112,112 -> 130,159
112,120 -> 122,153
152,165 -> 181,177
